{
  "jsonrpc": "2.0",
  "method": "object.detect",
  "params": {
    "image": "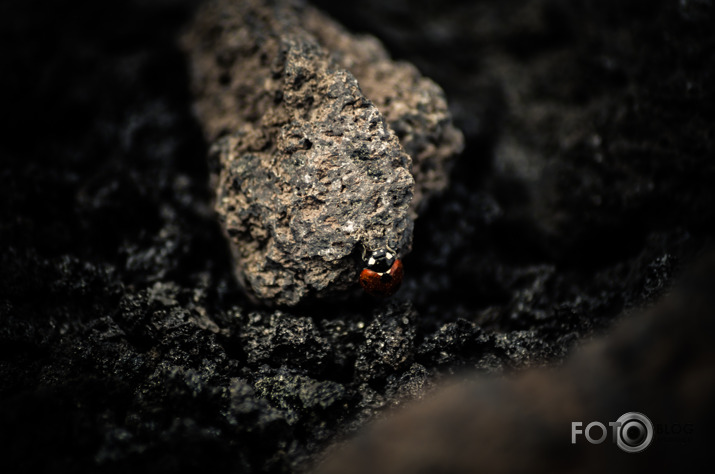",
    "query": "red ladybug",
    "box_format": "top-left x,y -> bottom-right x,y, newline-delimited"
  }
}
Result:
359,249 -> 403,297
